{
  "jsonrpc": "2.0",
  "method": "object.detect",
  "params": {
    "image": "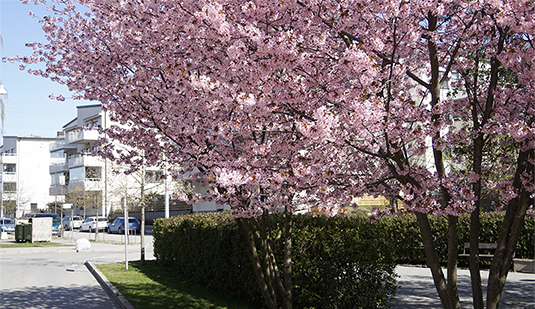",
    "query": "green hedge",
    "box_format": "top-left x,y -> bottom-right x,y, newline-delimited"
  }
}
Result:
153,212 -> 397,309
291,215 -> 397,309
153,212 -> 260,305
153,211 -> 533,308
378,212 -> 535,267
